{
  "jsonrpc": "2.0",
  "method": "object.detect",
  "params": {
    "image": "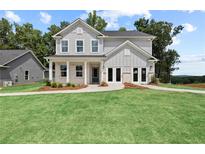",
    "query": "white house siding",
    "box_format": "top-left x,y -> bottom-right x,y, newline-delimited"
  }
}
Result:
103,38 -> 152,55
56,23 -> 103,55
104,45 -> 153,83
